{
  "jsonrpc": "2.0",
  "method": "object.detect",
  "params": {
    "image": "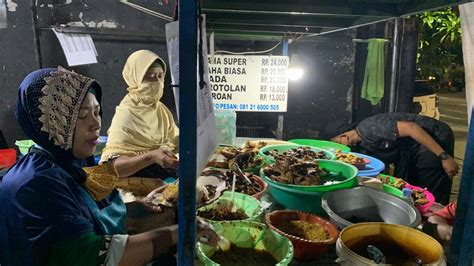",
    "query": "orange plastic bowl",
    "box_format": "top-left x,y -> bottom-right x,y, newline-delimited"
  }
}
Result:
266,210 -> 339,261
